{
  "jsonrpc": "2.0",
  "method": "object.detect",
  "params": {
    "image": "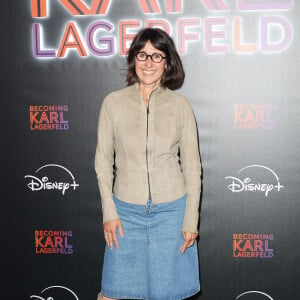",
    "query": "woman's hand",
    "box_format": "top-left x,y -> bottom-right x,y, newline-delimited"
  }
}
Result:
103,219 -> 124,250
180,231 -> 198,254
